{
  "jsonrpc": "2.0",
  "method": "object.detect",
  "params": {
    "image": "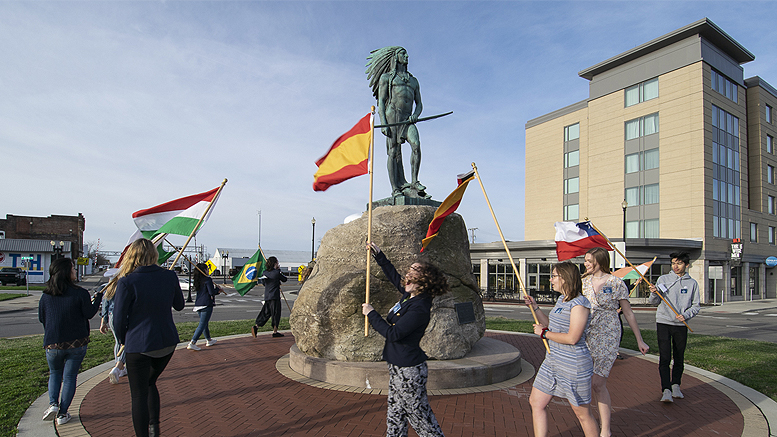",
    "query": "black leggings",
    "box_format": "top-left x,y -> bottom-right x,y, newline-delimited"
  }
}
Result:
656,323 -> 688,391
125,351 -> 174,437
